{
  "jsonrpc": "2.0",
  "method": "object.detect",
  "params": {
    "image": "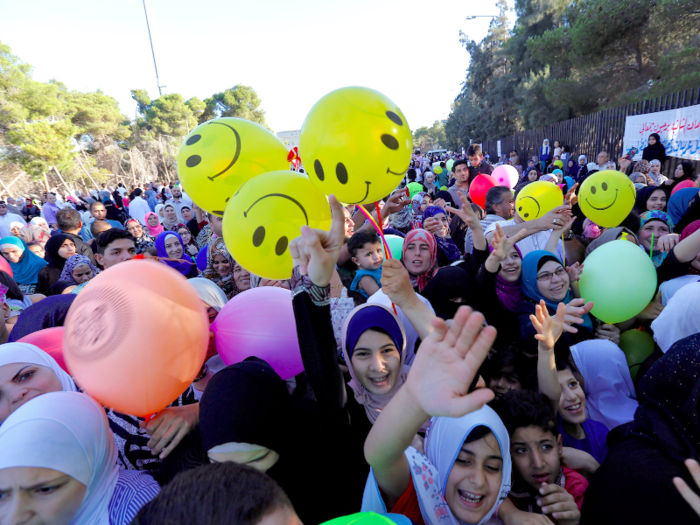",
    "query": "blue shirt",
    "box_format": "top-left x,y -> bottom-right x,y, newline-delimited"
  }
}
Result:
350,267 -> 383,299
80,220 -> 124,241
559,417 -> 609,464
